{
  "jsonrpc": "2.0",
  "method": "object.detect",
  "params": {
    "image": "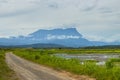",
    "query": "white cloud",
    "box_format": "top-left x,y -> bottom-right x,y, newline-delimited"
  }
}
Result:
46,34 -> 80,40
0,0 -> 120,42
83,34 -> 120,42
